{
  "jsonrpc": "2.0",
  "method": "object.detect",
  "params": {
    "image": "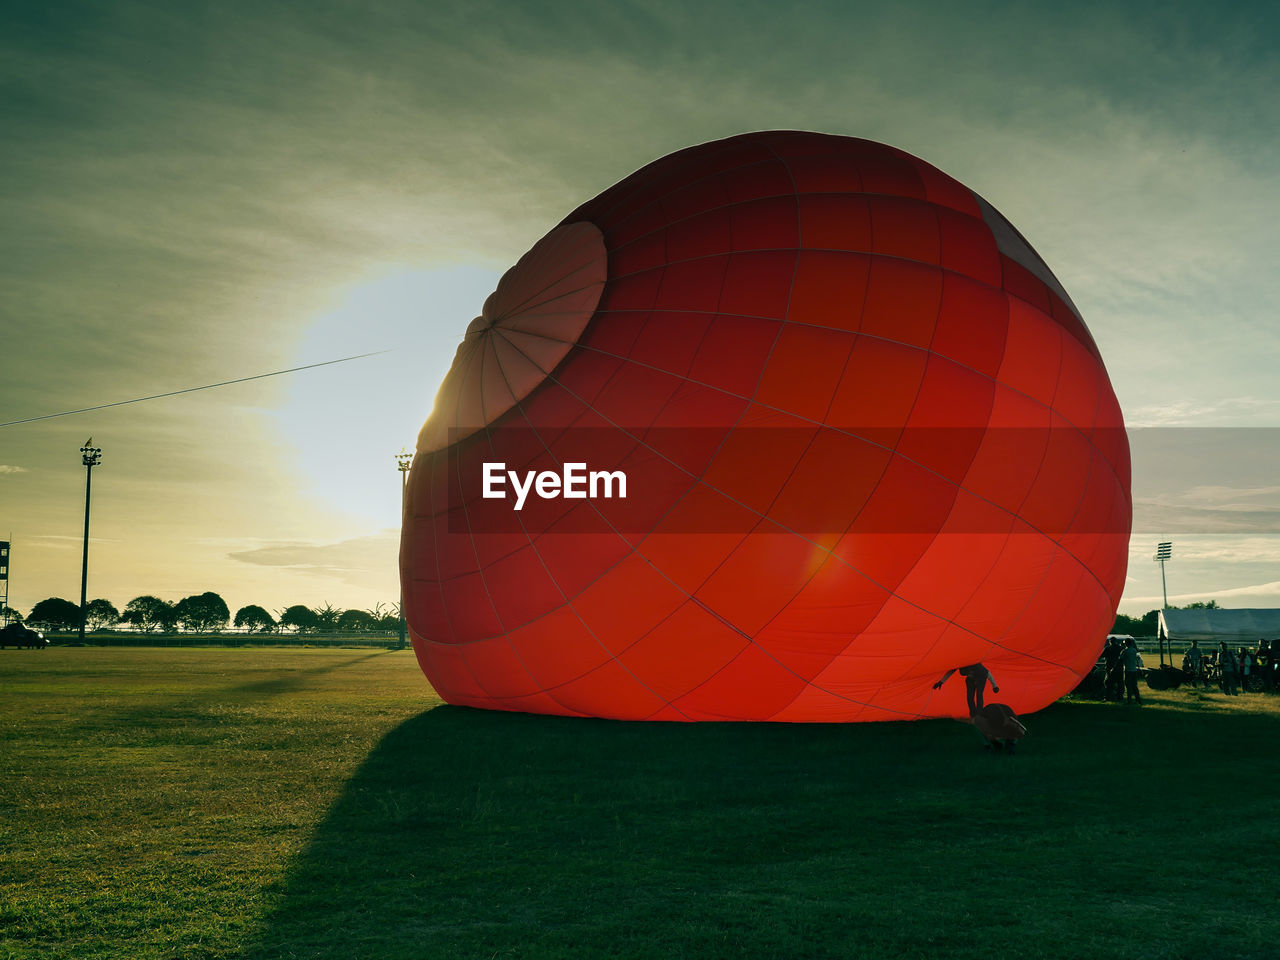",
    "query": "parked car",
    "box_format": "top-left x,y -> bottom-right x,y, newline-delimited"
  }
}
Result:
0,622 -> 48,649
